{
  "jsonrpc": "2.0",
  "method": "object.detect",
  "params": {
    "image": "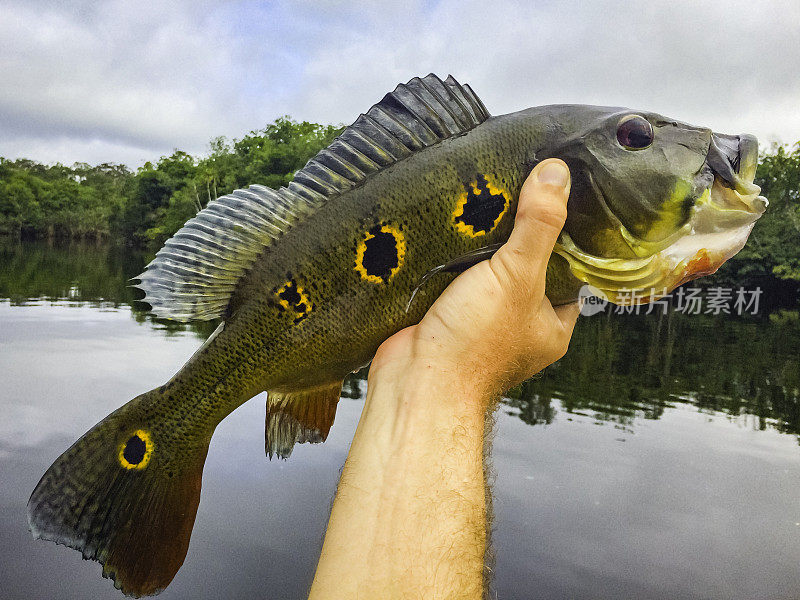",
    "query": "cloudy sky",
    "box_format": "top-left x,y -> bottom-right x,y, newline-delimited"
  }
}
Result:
1,0 -> 798,167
